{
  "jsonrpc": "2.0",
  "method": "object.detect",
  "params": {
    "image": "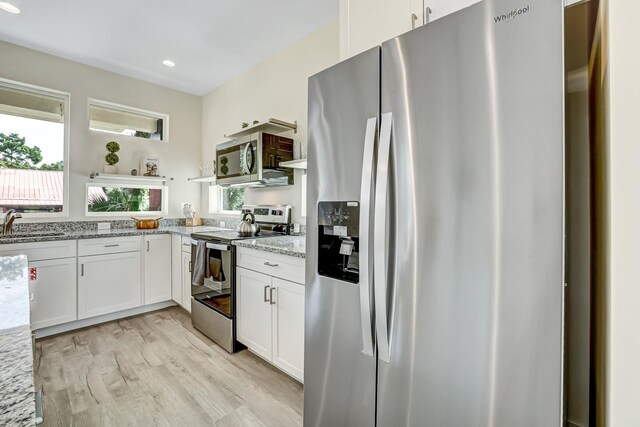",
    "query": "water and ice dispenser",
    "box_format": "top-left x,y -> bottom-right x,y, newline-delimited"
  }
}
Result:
317,201 -> 360,284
